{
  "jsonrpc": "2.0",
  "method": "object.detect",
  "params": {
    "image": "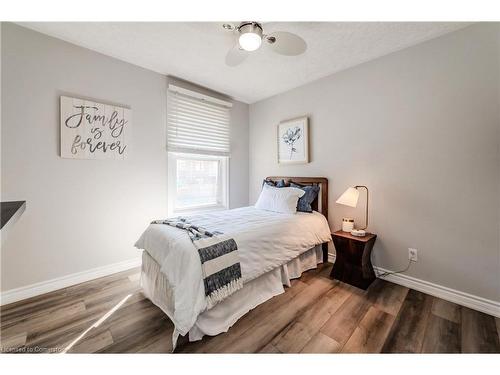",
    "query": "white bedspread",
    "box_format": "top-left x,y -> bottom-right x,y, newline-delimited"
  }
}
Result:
134,206 -> 332,336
